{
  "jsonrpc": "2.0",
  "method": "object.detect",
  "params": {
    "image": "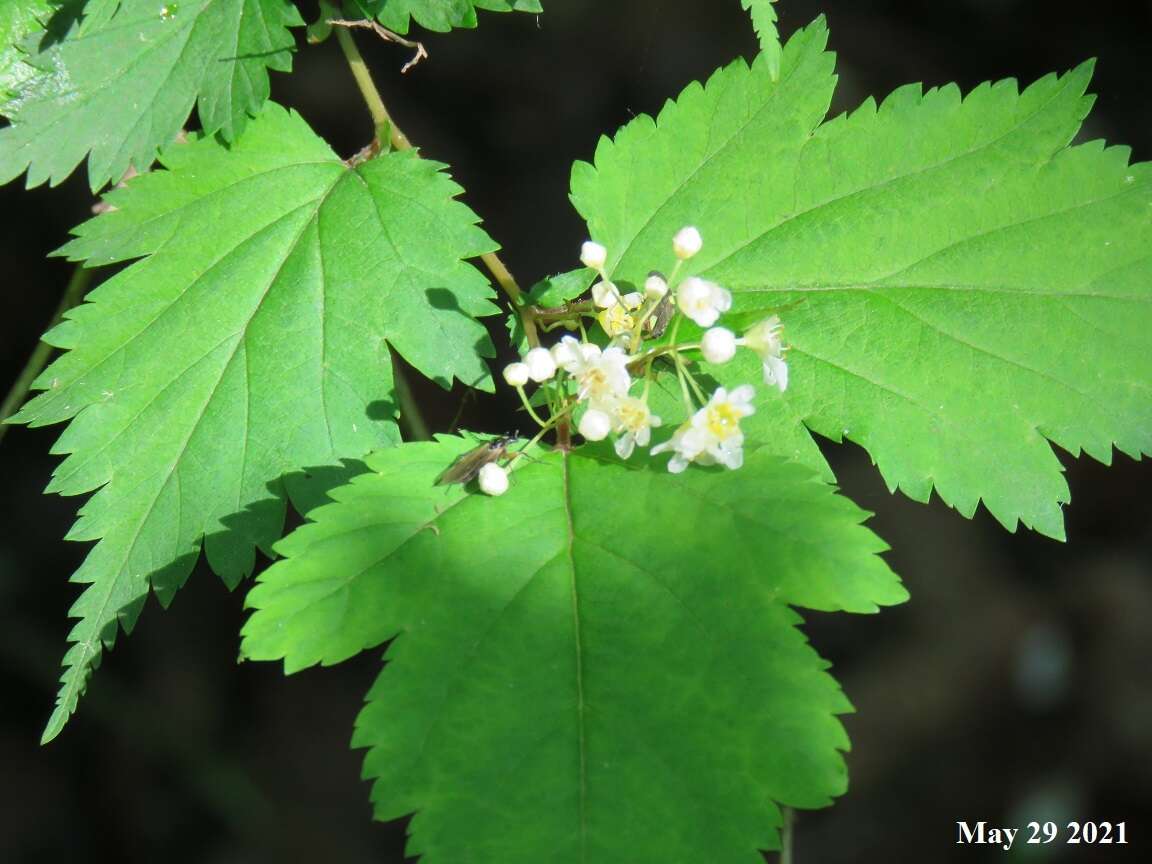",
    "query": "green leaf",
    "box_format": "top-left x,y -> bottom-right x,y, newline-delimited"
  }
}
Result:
505,308 -> 528,355
0,0 -> 51,115
570,17 -> 1152,539
0,0 -> 305,190
242,438 -> 903,862
353,0 -> 542,35
14,103 -> 499,741
740,0 -> 781,79
526,267 -> 595,308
